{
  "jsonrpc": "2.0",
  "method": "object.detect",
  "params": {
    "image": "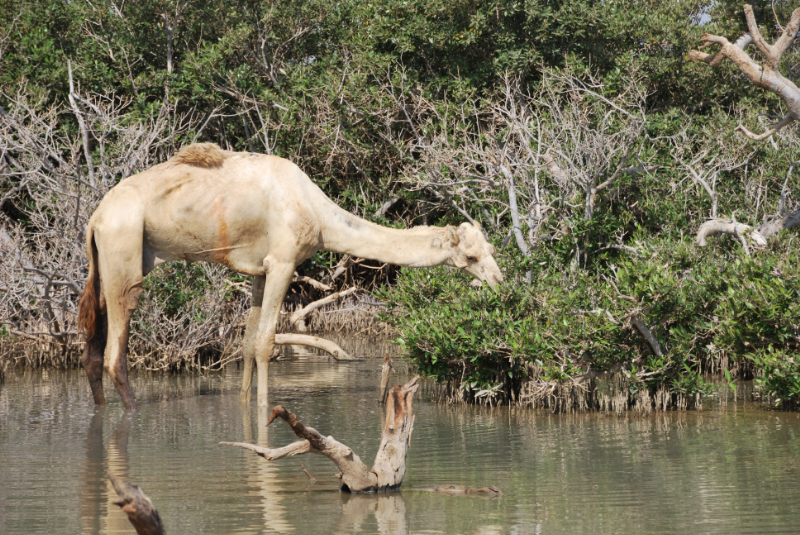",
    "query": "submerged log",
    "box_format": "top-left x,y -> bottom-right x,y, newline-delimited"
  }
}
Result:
222,377 -> 420,492
422,485 -> 503,497
107,472 -> 165,535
